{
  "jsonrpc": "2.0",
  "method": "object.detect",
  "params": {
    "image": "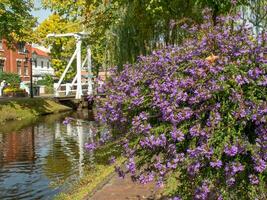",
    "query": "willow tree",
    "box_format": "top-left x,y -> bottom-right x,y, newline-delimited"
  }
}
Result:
93,0 -> 246,67
40,0 -> 249,69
